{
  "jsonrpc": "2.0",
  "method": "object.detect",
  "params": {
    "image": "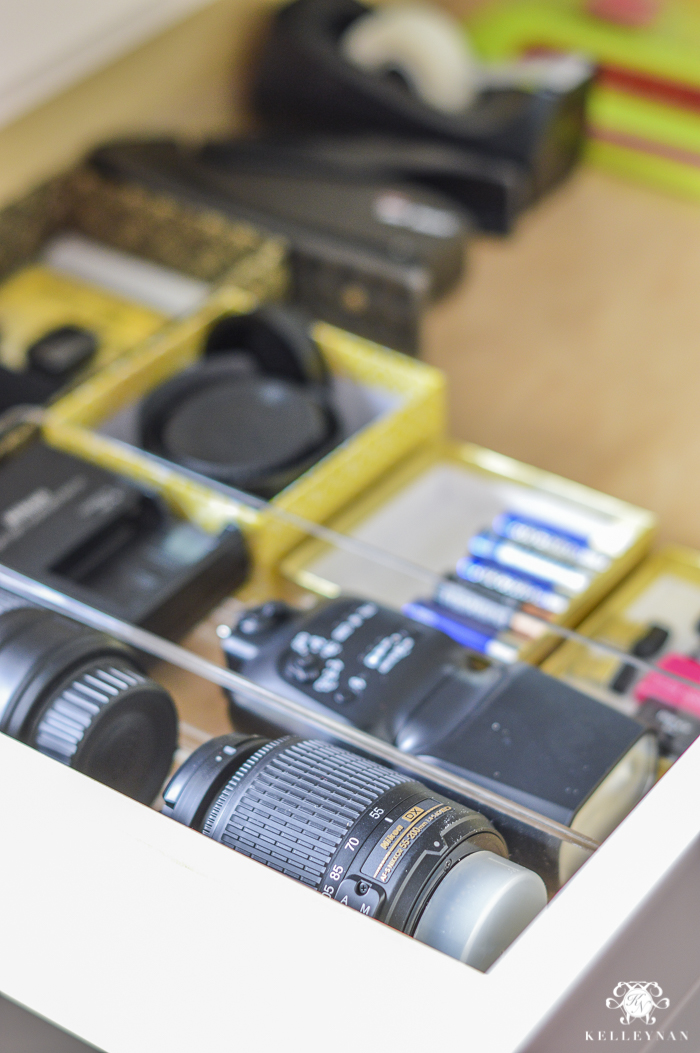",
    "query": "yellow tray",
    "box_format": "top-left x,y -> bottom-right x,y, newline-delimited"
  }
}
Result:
0,162 -> 286,297
43,300 -> 446,571
543,544 -> 700,692
281,439 -> 657,665
0,265 -> 165,375
0,159 -> 286,398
